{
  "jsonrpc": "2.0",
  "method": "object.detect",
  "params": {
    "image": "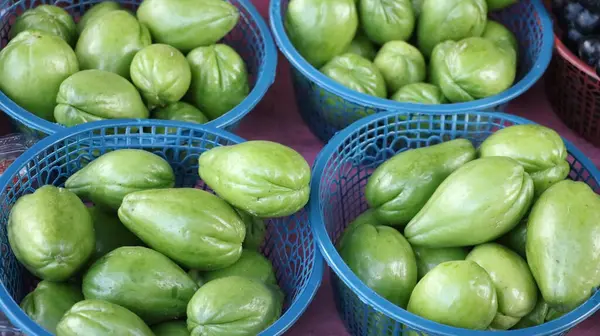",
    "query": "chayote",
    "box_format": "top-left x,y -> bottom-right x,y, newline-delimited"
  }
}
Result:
153,321 -> 190,336
338,223 -> 417,308
488,313 -> 521,330
285,0 -> 358,68
407,260 -> 497,330
77,1 -> 121,34
187,276 -> 282,336
545,308 -> 567,322
199,141 -> 311,218
0,30 -> 78,121
75,10 -> 151,78
496,217 -> 527,258
479,124 -> 570,198
512,296 -> 549,329
405,157 -> 534,248
321,53 -> 387,98
83,246 -> 198,324
526,180 -> 600,313
359,0 -> 415,45
21,281 -> 83,334
200,249 -> 277,285
373,41 -> 426,94
412,246 -> 469,280
187,44 -> 249,120
417,0 -> 488,58
366,139 -> 476,227
487,0 -> 516,11
88,206 -> 143,262
235,208 -> 267,250
8,185 -> 95,281
152,101 -> 209,134
54,69 -> 149,126
482,20 -> 518,60
65,149 -> 174,210
137,0 -> 239,53
345,30 -> 377,61
118,188 -> 246,270
10,5 -> 77,46
390,83 -> 447,104
411,0 -> 423,16
188,269 -> 204,287
56,299 -> 153,336
336,209 -> 381,250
